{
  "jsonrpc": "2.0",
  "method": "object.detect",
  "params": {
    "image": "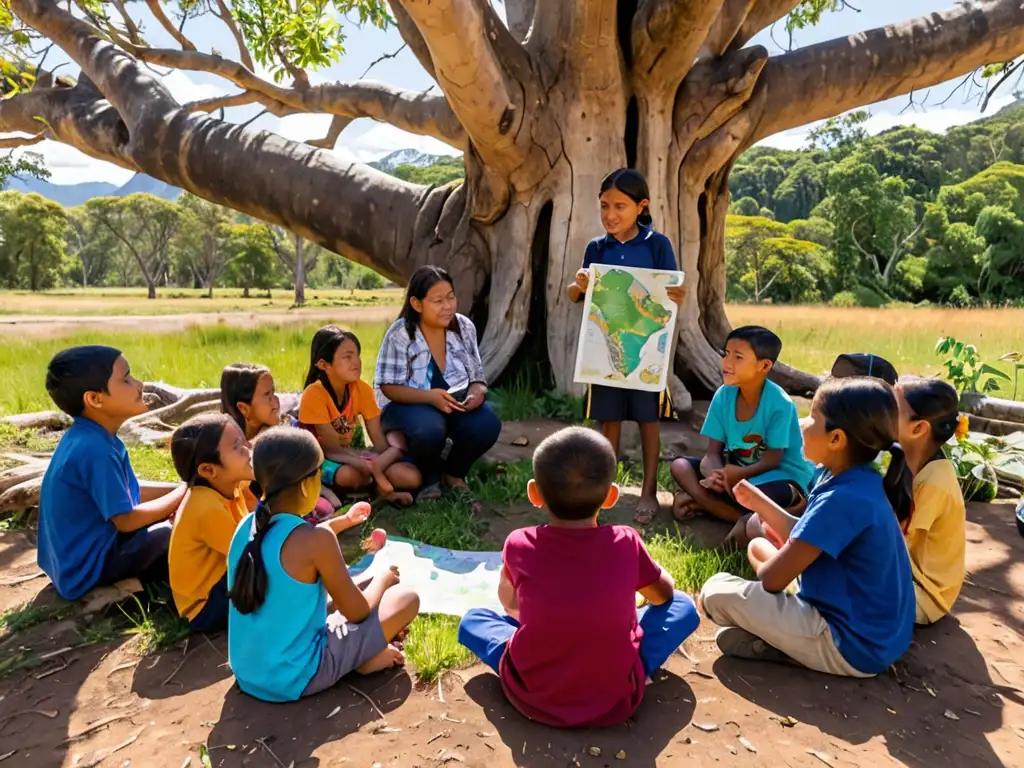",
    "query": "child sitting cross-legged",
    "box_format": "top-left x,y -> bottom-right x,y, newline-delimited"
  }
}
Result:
168,414 -> 256,633
457,426 -> 699,728
228,427 -> 419,702
37,346 -> 187,601
298,326 -> 420,508
671,326 -> 814,543
700,377 -> 915,677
